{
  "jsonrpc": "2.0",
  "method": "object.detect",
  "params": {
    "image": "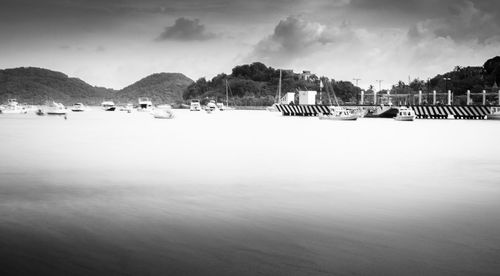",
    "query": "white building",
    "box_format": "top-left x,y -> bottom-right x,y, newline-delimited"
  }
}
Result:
298,91 -> 317,105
